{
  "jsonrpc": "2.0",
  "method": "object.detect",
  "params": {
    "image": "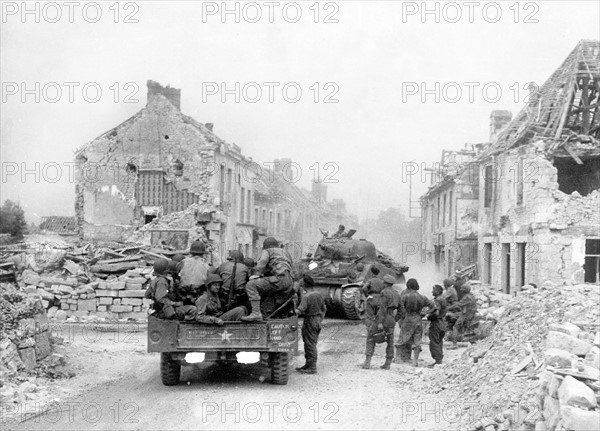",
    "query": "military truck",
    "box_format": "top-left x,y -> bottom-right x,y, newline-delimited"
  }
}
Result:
295,232 -> 409,320
148,316 -> 299,385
